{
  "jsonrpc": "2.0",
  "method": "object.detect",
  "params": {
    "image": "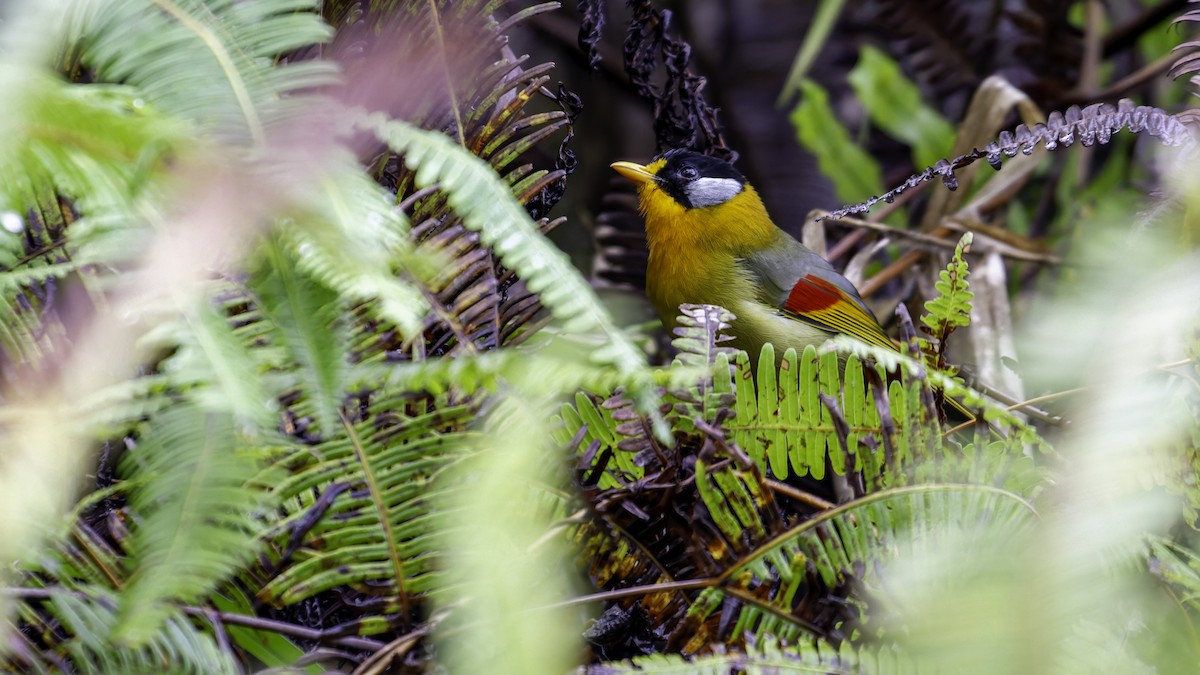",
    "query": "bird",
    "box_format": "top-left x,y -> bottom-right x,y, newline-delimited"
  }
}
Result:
610,149 -> 897,359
